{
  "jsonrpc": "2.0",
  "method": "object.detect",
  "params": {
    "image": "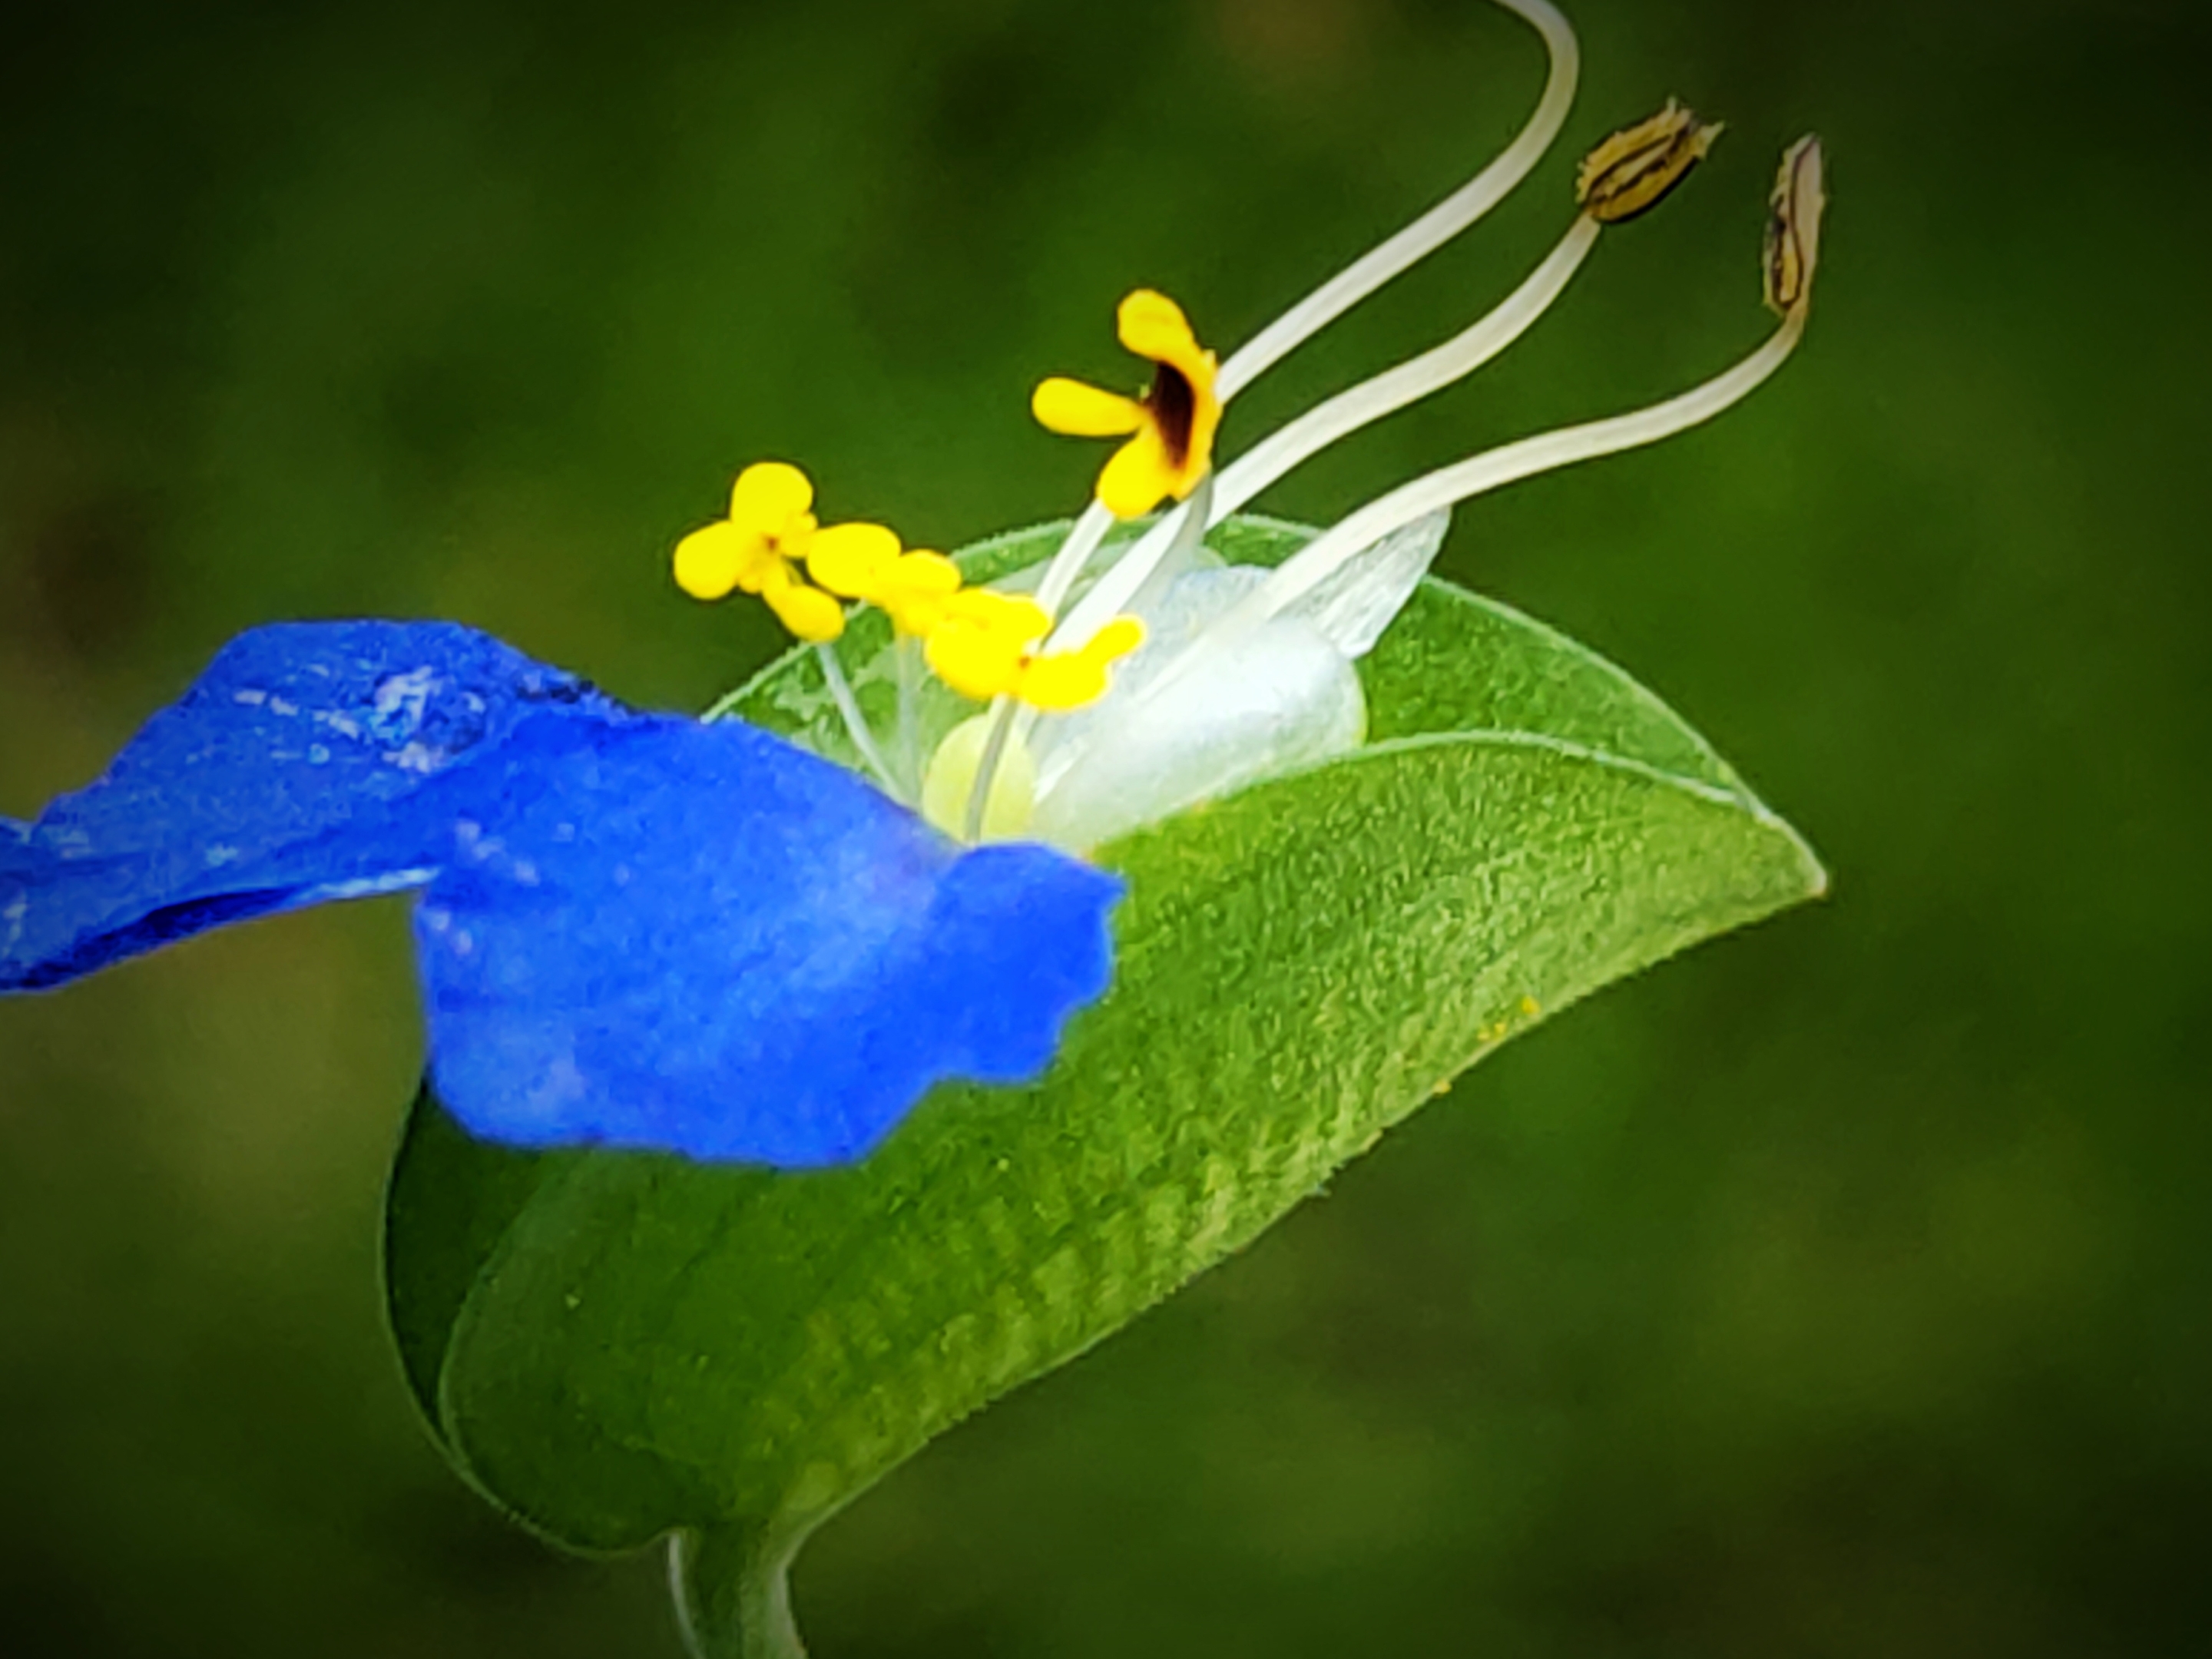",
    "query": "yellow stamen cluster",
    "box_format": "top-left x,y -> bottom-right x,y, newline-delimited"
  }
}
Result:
925,589 -> 1145,713
676,461 -> 1144,714
802,521 -> 965,637
1032,290 -> 1223,521
673,462 -> 972,643
671,462 -> 846,642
